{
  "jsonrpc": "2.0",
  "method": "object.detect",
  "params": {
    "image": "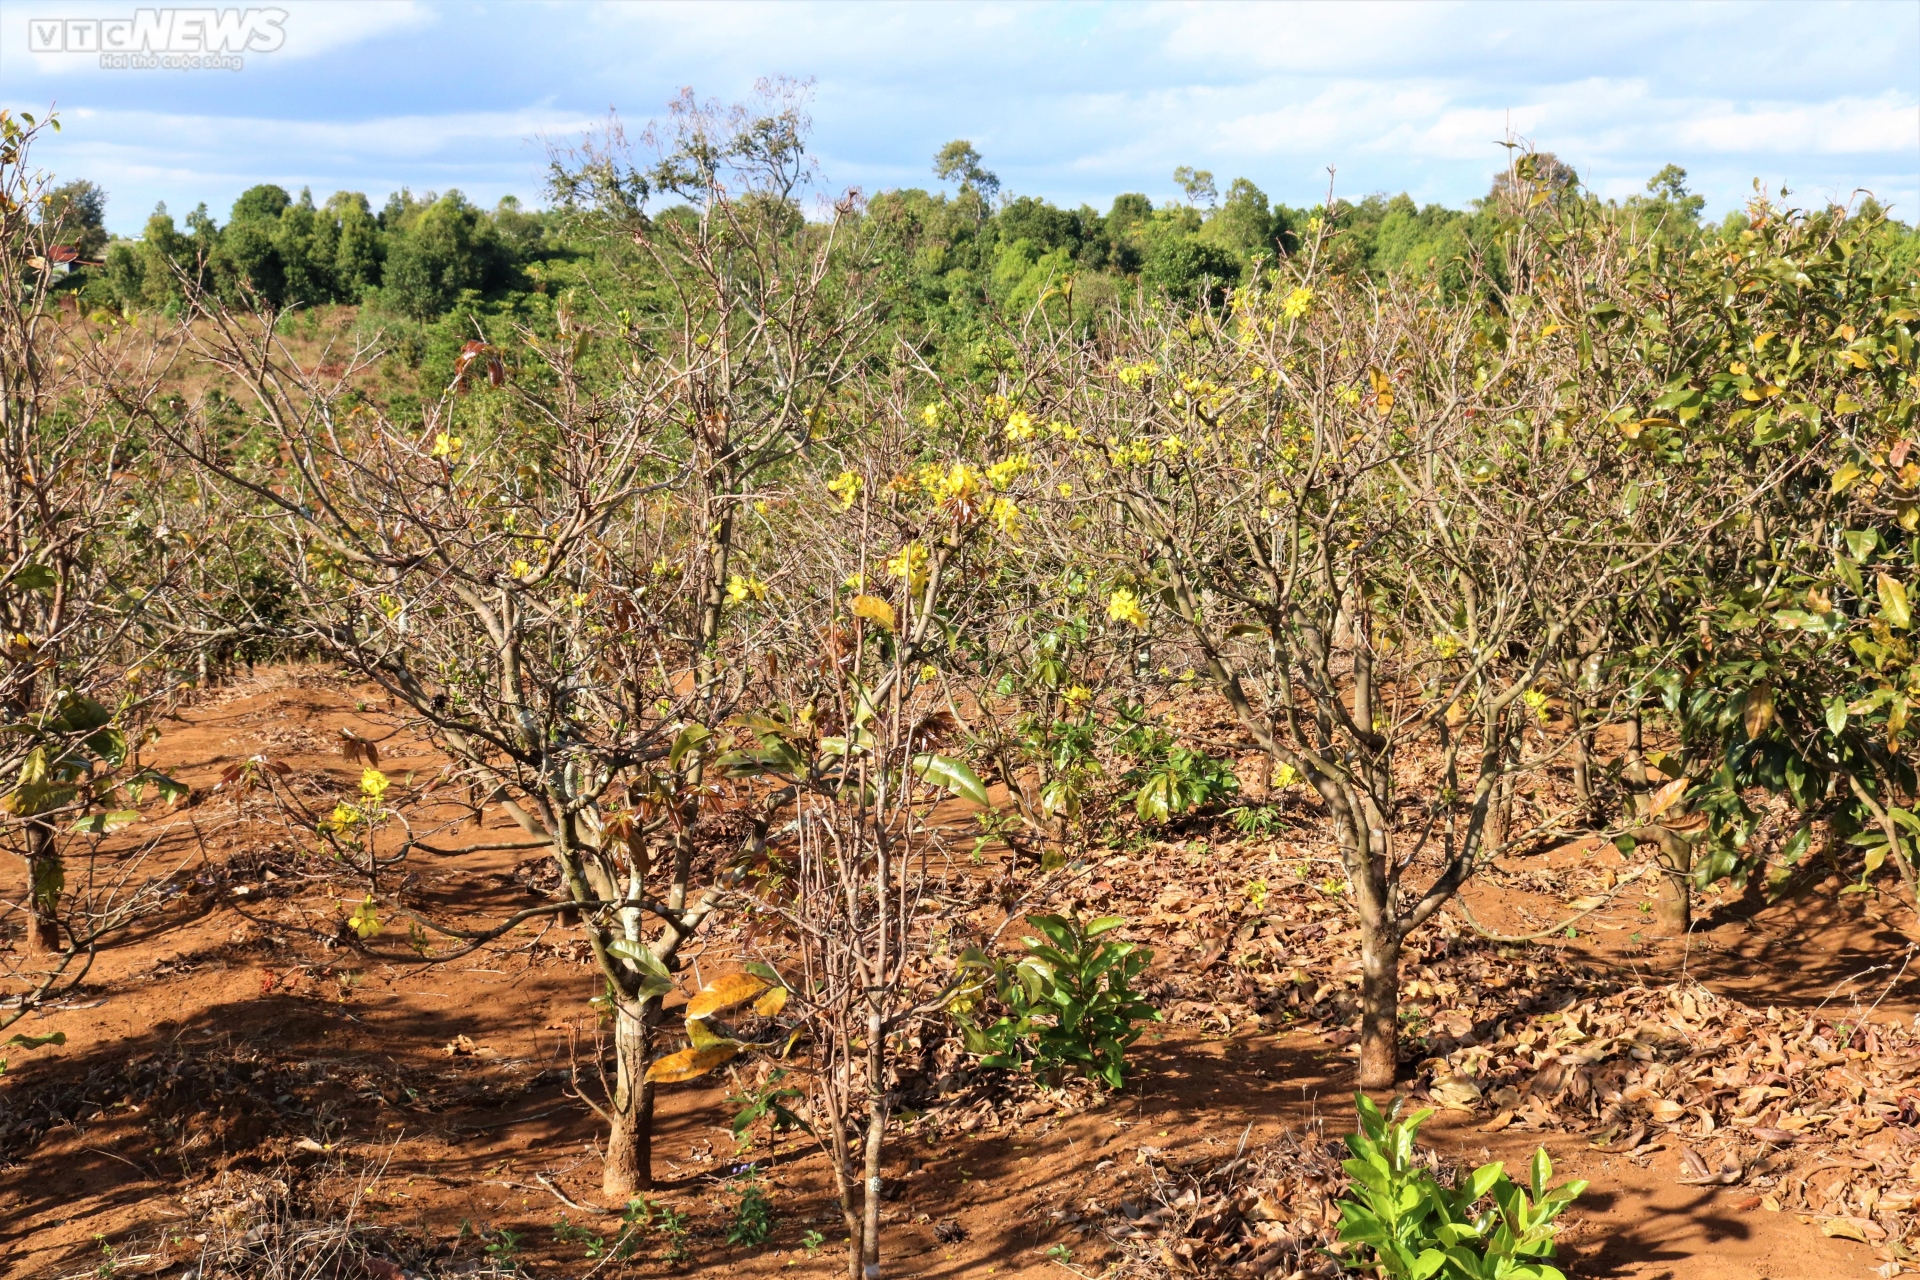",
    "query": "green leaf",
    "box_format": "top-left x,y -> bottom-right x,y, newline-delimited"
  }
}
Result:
668,723 -> 712,769
85,727 -> 127,768
913,754 -> 989,806
4,1031 -> 65,1050
1827,697 -> 1849,736
71,809 -> 140,835
606,936 -> 677,999
1845,529 -> 1880,561
1831,463 -> 1864,493
9,563 -> 55,593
